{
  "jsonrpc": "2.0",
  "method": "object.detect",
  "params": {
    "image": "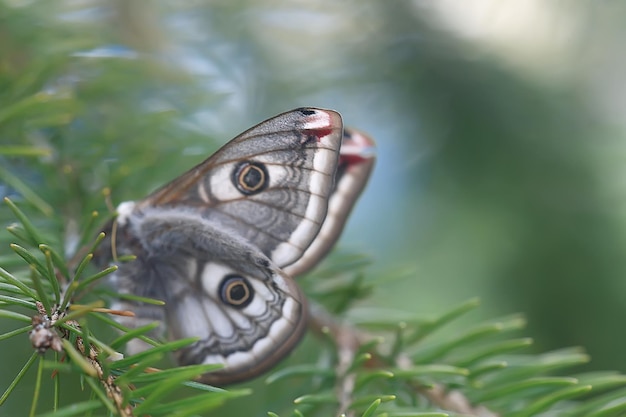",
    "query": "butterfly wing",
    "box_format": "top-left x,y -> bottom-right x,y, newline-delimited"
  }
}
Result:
283,127 -> 376,276
138,107 -> 343,269
104,108 -> 374,384
110,207 -> 308,385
